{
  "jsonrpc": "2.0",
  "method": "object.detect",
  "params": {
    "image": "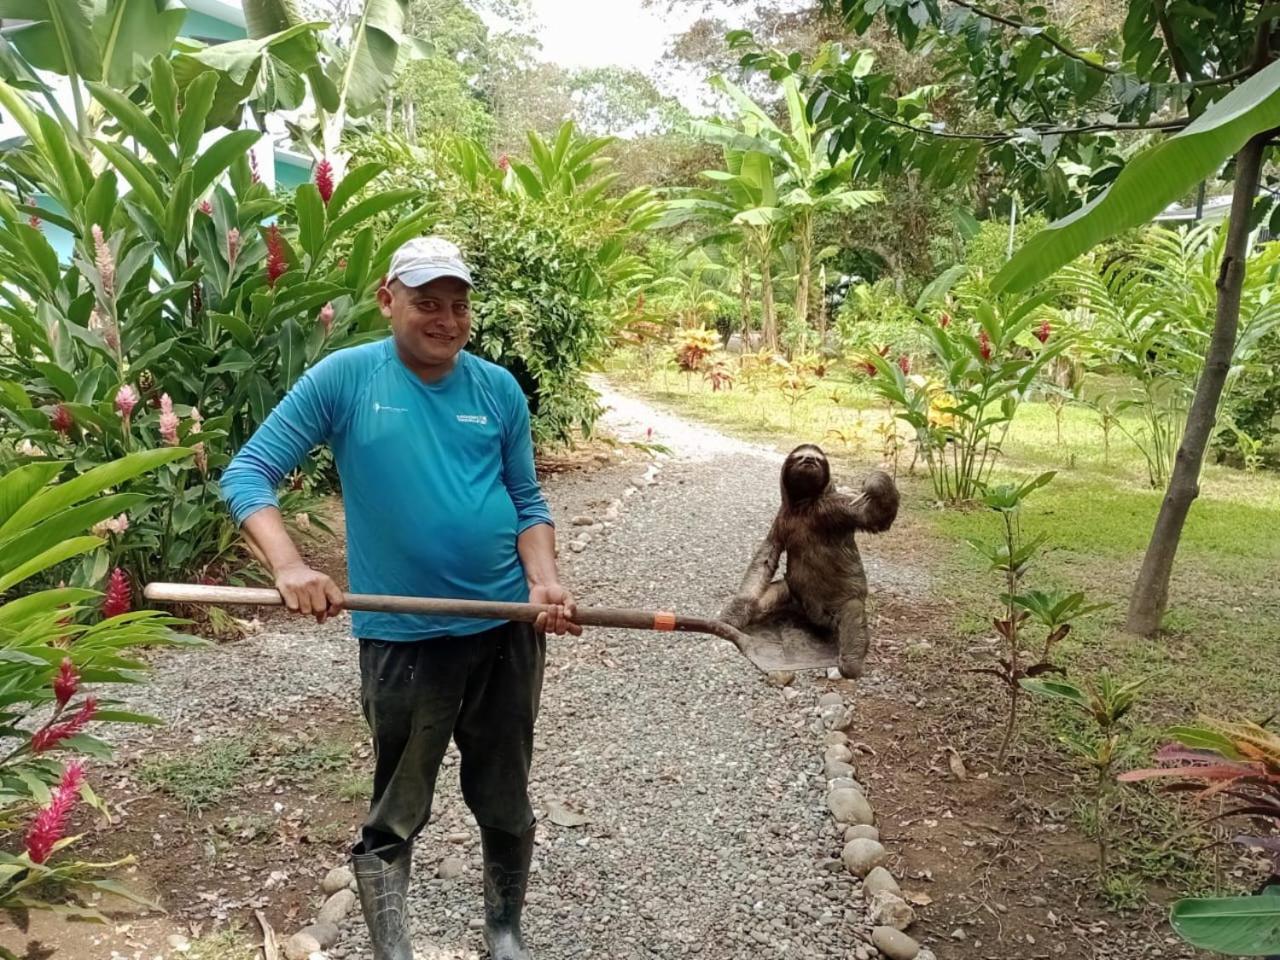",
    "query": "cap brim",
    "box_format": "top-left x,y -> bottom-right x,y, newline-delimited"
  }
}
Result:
393,266 -> 474,288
